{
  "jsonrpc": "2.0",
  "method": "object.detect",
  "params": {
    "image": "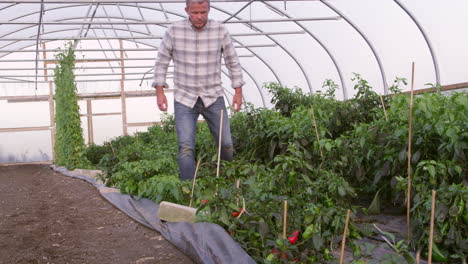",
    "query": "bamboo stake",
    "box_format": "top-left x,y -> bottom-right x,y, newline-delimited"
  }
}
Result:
407,61 -> 415,242
236,179 -> 240,206
339,209 -> 351,264
282,200 -> 288,239
379,95 -> 388,121
236,198 -> 247,219
373,224 -> 398,252
416,250 -> 420,264
189,159 -> 201,208
311,105 -> 323,159
216,109 -> 224,178
428,190 -> 436,264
